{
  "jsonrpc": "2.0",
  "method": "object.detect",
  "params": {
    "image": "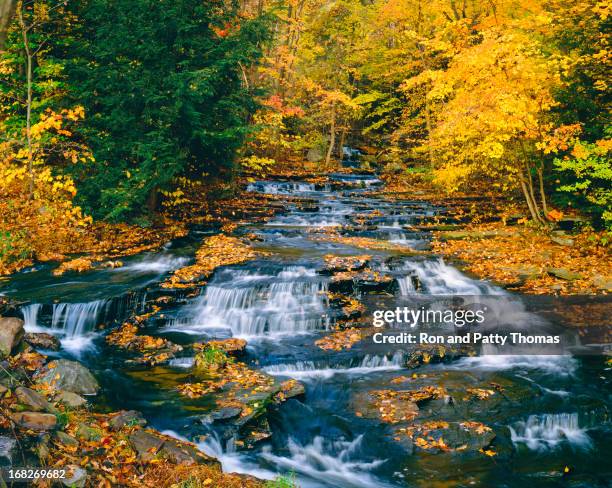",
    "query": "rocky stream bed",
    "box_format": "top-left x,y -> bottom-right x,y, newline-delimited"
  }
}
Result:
0,173 -> 610,487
